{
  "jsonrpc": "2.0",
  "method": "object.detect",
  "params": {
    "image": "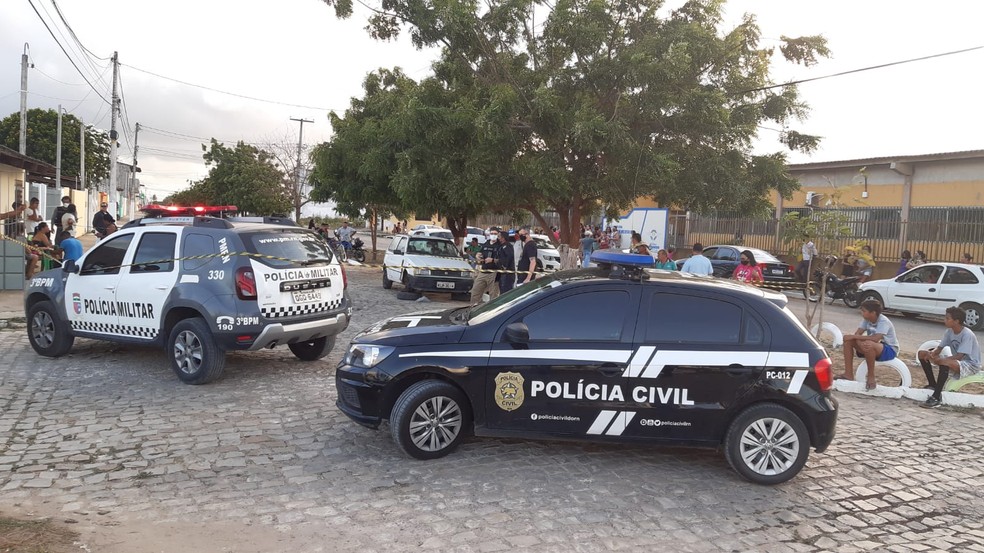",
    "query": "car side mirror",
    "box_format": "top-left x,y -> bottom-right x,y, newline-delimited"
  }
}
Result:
394,249 -> 404,255
62,259 -> 79,274
505,322 -> 530,343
